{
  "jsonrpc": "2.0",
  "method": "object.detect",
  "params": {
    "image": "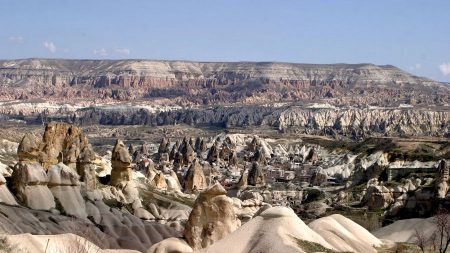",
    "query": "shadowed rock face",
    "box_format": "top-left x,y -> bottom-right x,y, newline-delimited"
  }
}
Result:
0,59 -> 448,106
